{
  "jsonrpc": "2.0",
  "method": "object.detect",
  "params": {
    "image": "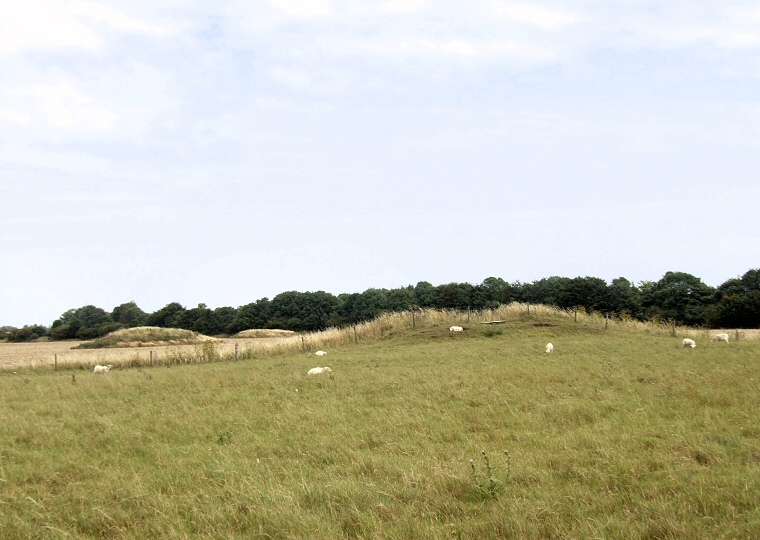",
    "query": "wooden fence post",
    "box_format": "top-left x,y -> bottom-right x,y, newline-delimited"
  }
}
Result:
574,308 -> 577,323
235,343 -> 239,360
302,336 -> 306,352
354,325 -> 358,344
671,319 -> 677,337
467,307 -> 471,322
412,309 -> 416,328
735,329 -> 740,342
150,350 -> 154,366
605,314 -> 609,330
54,354 -> 58,371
